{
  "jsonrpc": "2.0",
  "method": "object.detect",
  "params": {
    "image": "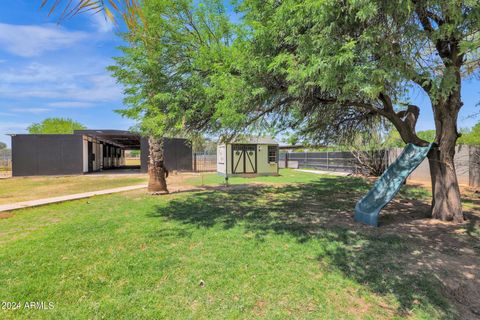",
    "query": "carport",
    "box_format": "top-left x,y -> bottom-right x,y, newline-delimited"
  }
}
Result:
10,130 -> 193,176
75,130 -> 143,173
